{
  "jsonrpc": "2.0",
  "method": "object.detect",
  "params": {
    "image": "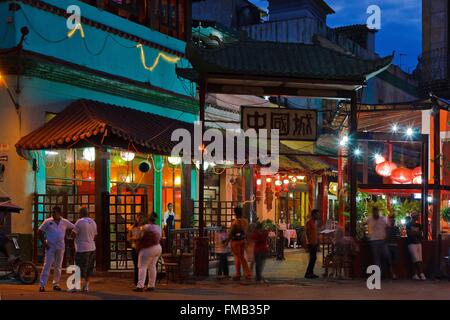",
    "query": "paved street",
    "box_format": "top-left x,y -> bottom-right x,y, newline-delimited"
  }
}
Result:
1,250 -> 449,300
